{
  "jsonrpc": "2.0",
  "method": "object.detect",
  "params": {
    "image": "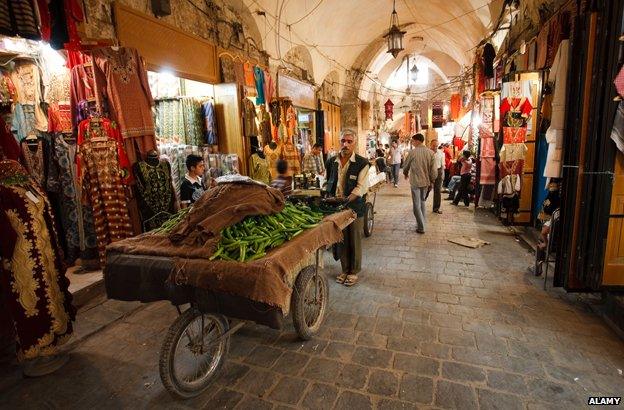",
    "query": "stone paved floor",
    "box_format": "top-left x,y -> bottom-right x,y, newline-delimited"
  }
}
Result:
1,180 -> 624,409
